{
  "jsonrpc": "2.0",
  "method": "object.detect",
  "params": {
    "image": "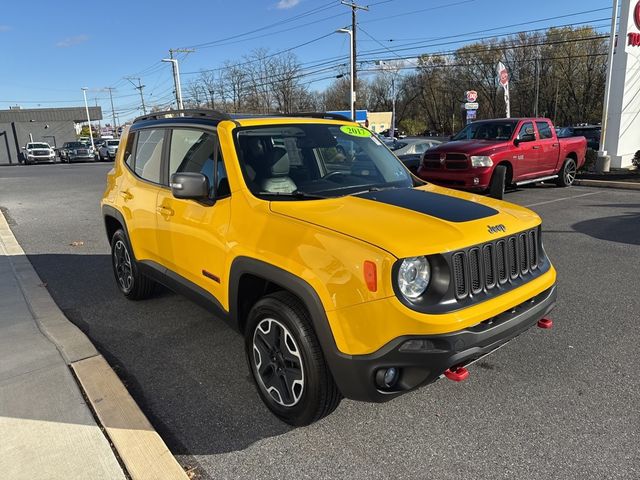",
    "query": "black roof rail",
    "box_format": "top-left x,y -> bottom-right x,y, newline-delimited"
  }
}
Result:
132,109 -> 232,124
283,112 -> 353,121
